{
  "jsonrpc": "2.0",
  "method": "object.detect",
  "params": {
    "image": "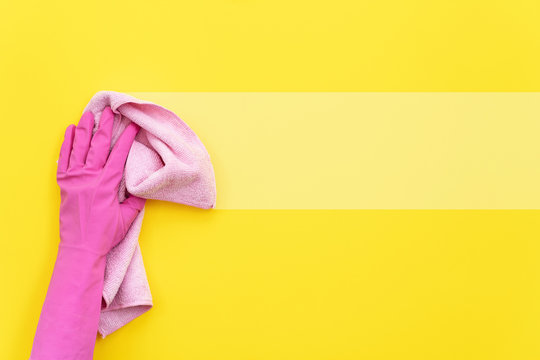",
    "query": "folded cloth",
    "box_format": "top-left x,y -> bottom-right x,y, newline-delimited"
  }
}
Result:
82,91 -> 216,337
